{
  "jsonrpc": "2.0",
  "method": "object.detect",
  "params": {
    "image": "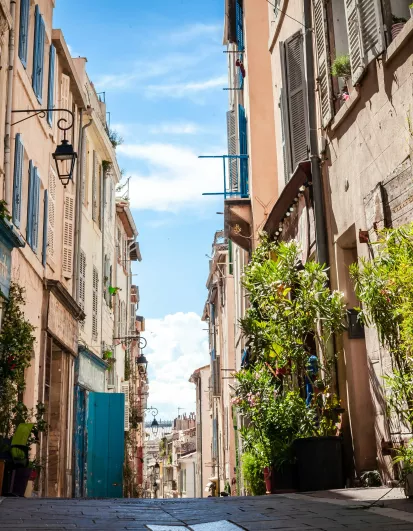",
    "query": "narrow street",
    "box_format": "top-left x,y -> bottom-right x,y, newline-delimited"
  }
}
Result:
2,490 -> 413,530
